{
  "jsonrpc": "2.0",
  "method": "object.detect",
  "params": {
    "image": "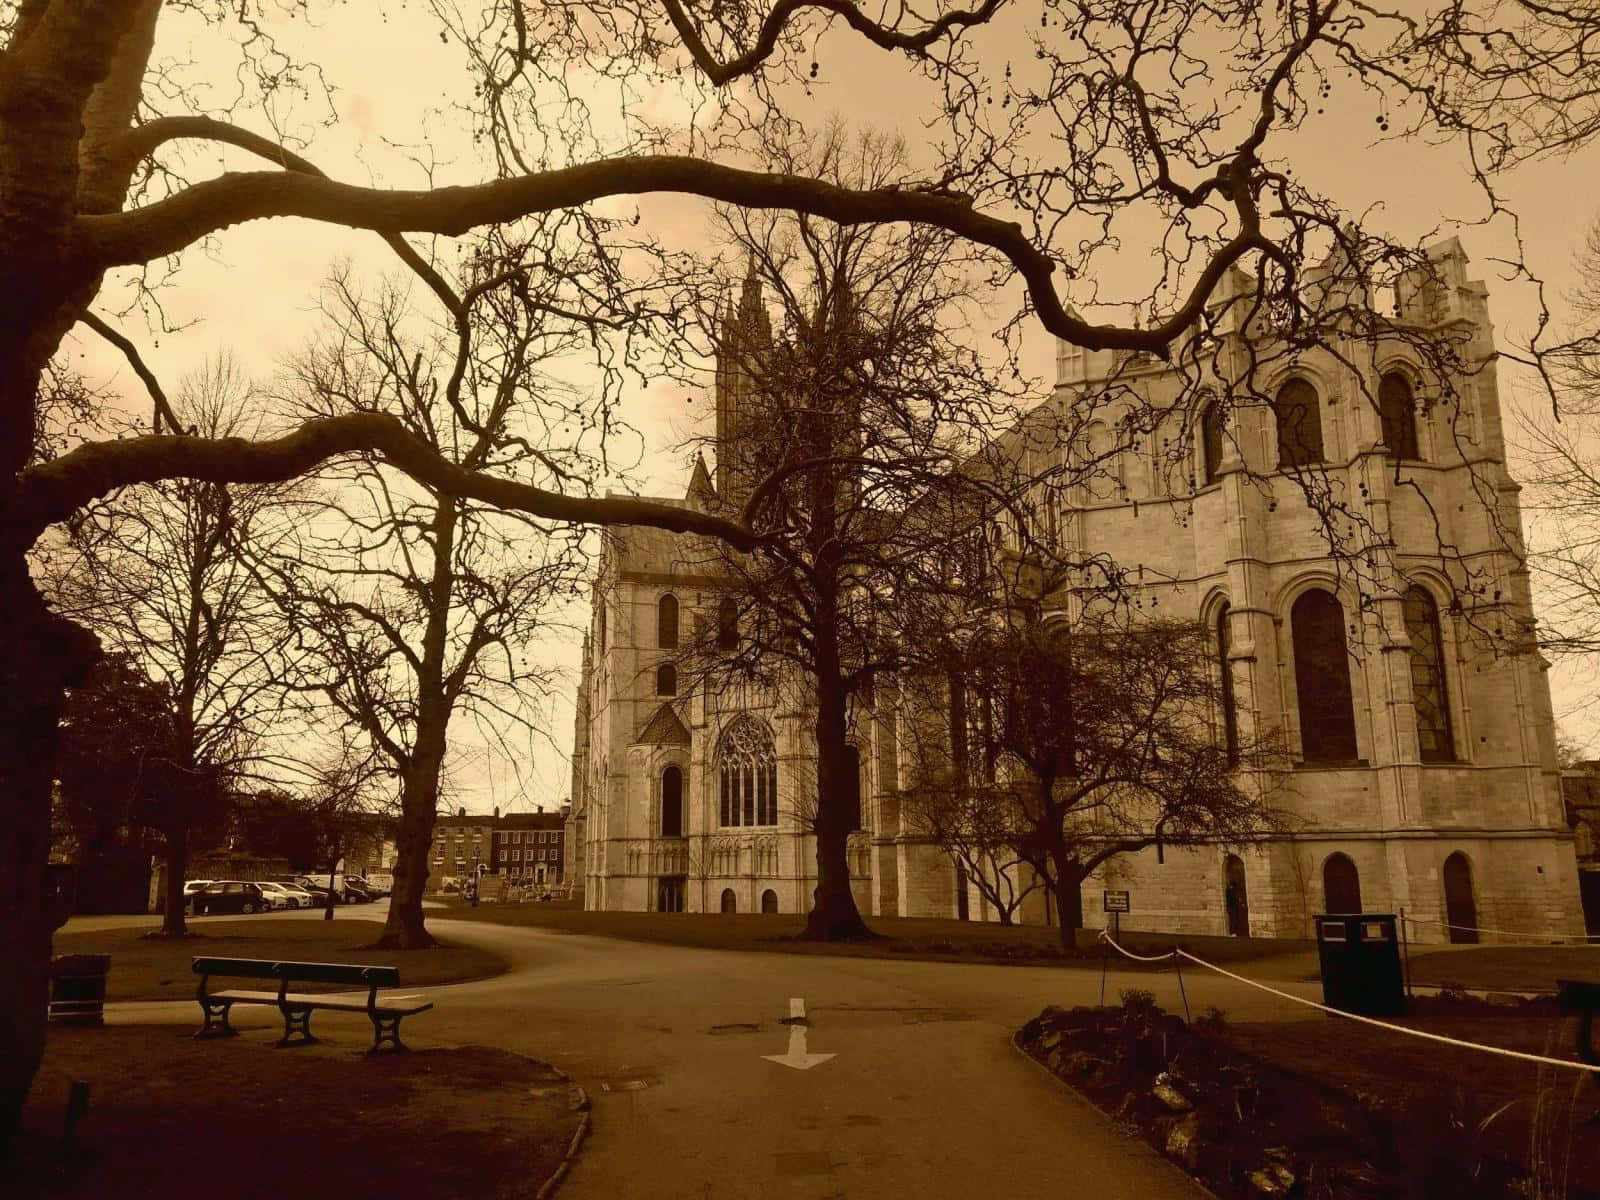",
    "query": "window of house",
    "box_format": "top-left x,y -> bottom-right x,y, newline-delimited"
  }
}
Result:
718,716 -> 778,827
1291,588 -> 1359,762
1201,397 -> 1226,485
656,663 -> 677,696
661,765 -> 684,837
658,594 -> 679,649
1275,379 -> 1325,468
1403,586 -> 1454,762
1379,372 -> 1421,460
